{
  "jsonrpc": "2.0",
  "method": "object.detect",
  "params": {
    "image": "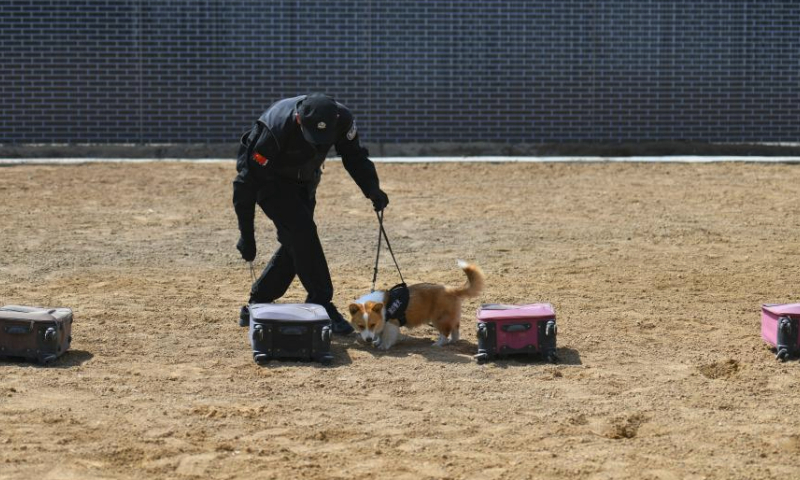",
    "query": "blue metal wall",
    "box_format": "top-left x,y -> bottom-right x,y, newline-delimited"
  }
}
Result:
1,1 -> 798,144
